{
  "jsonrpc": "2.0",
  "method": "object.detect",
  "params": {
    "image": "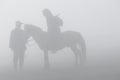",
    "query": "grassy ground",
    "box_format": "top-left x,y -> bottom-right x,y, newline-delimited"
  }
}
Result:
0,64 -> 119,80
